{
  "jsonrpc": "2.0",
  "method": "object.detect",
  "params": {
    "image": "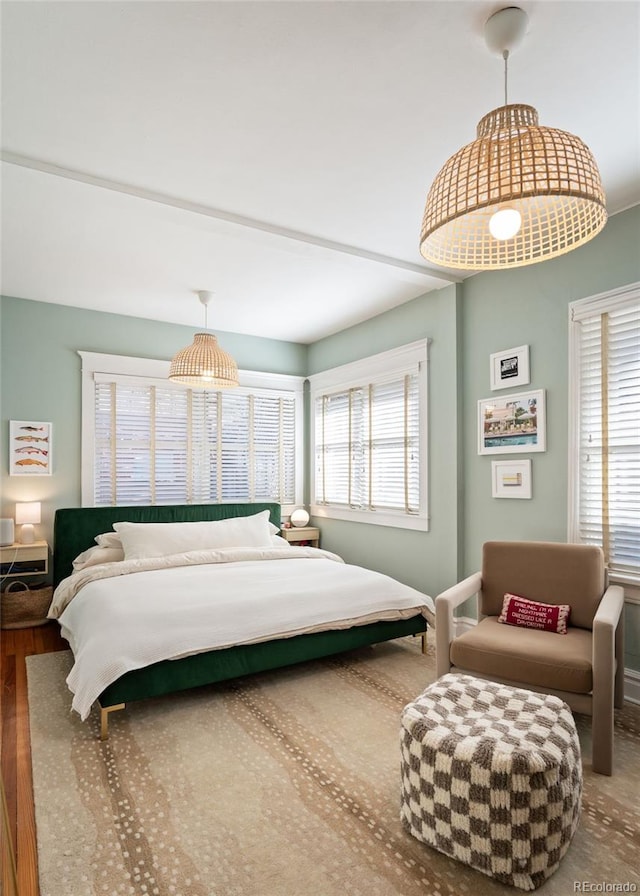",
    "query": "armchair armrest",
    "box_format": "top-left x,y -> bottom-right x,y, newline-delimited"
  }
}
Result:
592,584 -> 625,774
435,571 -> 482,678
593,583 -> 625,701
593,584 -> 624,630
